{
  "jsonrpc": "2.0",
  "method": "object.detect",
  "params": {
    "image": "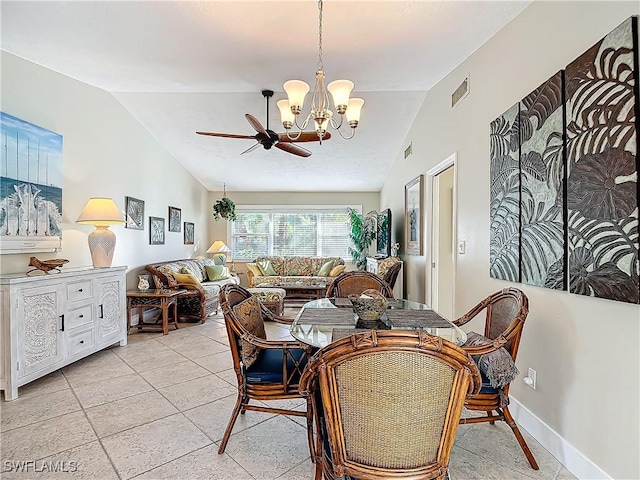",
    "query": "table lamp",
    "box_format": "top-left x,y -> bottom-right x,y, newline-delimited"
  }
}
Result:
76,198 -> 125,268
207,240 -> 234,272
